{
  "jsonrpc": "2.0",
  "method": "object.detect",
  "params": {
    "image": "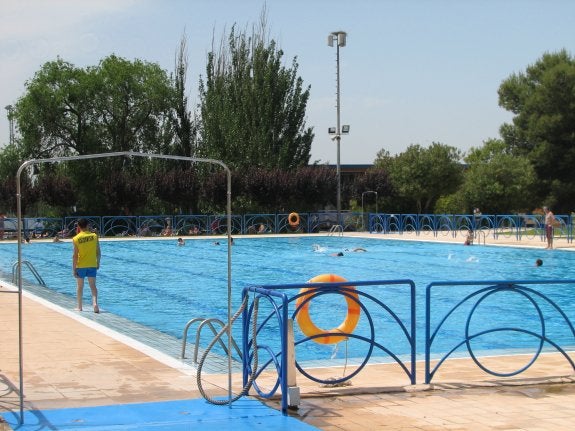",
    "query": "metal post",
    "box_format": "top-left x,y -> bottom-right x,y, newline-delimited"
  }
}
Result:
328,31 -> 346,227
362,190 -> 378,232
335,42 -> 341,226
15,152 -> 233,422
